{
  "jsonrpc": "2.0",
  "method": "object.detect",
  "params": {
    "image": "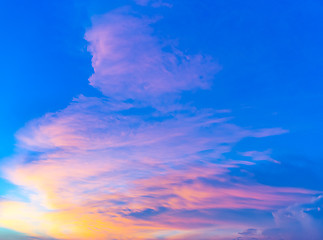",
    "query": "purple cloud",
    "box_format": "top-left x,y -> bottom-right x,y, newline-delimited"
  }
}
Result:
85,11 -> 219,102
